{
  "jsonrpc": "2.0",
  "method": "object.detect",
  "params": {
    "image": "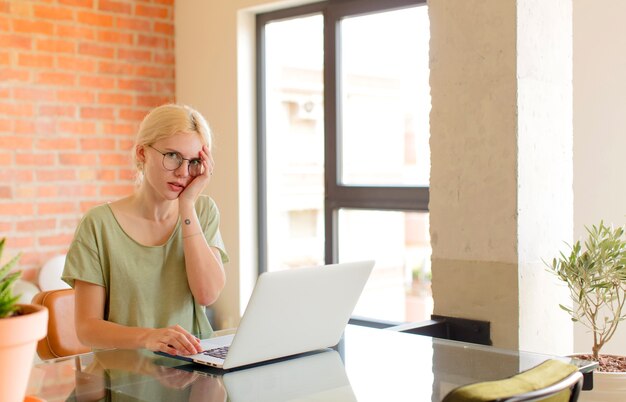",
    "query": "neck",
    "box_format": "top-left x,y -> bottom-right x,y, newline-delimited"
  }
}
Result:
130,191 -> 178,222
